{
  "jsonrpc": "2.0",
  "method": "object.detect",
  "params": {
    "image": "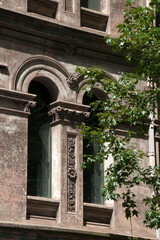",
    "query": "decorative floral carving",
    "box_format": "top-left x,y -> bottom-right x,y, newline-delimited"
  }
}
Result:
68,168 -> 77,179
24,101 -> 36,112
67,136 -> 77,212
48,106 -> 90,124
